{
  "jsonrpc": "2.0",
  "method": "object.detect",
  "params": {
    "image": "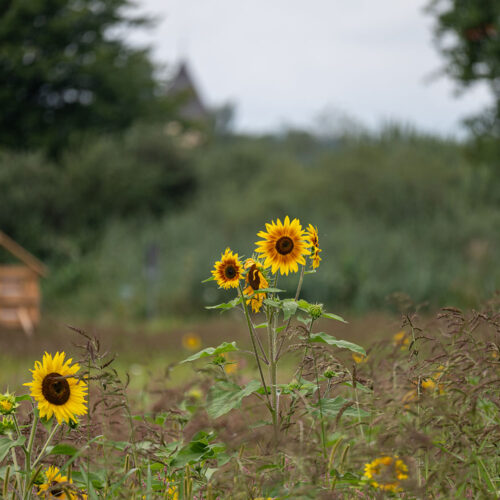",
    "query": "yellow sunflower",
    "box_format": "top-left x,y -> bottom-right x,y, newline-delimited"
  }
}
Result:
243,258 -> 269,313
182,332 -> 202,351
211,248 -> 242,289
37,466 -> 85,499
306,224 -> 322,269
255,216 -> 310,275
24,352 -> 87,425
363,455 -> 408,492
